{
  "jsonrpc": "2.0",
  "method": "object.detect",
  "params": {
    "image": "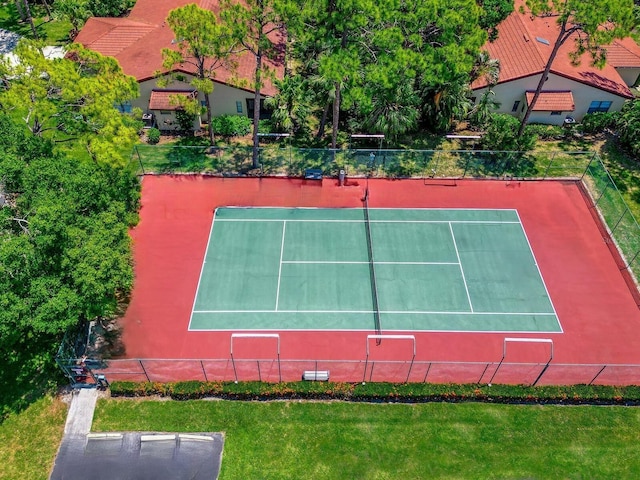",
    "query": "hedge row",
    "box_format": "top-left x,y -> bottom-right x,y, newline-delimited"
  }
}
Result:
109,381 -> 640,405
